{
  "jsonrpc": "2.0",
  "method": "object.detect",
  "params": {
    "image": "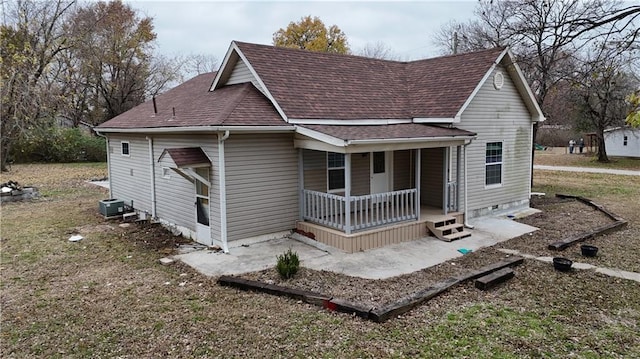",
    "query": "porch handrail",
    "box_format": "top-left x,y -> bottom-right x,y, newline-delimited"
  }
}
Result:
302,188 -> 418,232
